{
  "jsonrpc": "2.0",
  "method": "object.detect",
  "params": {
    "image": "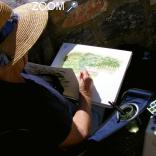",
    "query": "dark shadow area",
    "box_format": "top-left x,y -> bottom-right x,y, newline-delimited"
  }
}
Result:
82,110 -> 151,156
117,44 -> 156,93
